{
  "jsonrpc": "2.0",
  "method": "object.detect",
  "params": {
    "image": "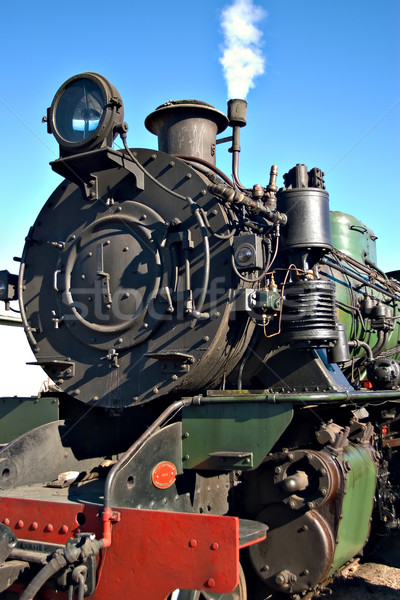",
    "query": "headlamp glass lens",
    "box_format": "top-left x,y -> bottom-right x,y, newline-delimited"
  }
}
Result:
236,245 -> 254,265
55,79 -> 105,142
